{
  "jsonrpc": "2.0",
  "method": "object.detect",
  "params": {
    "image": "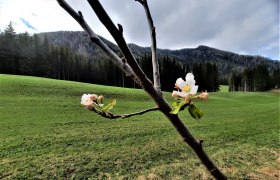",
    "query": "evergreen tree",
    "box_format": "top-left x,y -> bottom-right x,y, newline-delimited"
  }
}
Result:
17,32 -> 34,75
230,64 -> 273,92
0,22 -> 17,74
212,63 -> 220,92
205,62 -> 213,91
41,35 -> 55,77
4,22 -> 16,41
272,68 -> 280,89
192,63 -> 205,91
33,34 -> 45,76
253,64 -> 271,91
229,72 -> 236,91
